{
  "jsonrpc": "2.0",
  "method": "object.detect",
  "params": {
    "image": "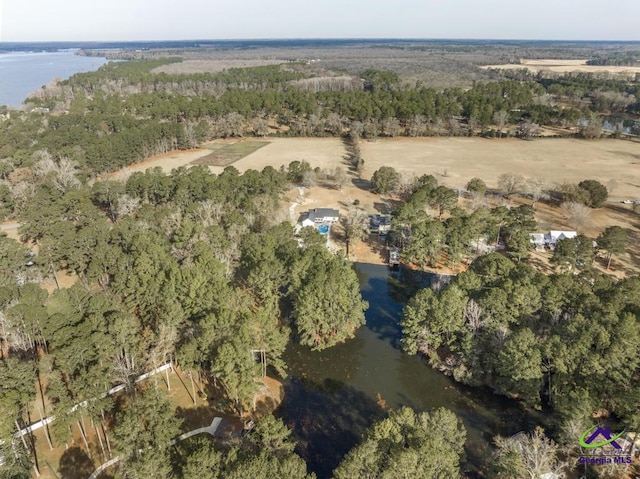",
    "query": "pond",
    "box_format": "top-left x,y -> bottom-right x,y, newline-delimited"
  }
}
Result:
275,262 -> 542,478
